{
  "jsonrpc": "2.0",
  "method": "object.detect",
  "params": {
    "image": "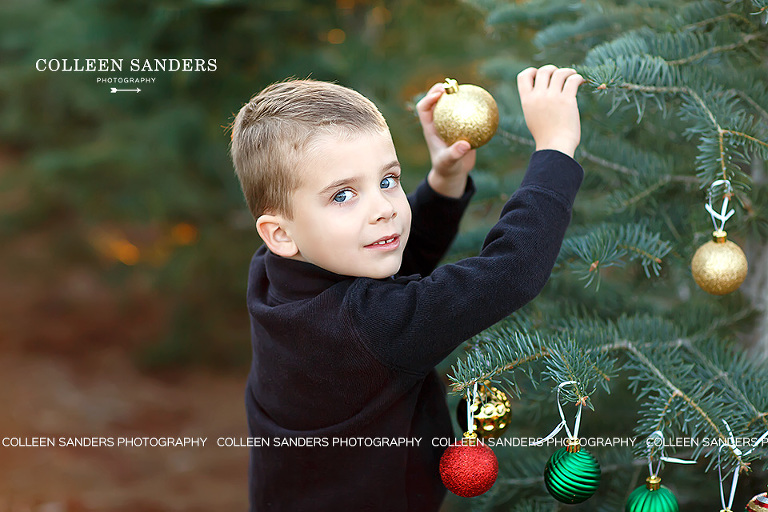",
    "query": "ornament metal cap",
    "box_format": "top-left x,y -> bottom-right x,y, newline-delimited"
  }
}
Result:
645,475 -> 662,491
565,437 -> 581,453
443,78 -> 459,94
712,229 -> 728,243
461,431 -> 478,446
